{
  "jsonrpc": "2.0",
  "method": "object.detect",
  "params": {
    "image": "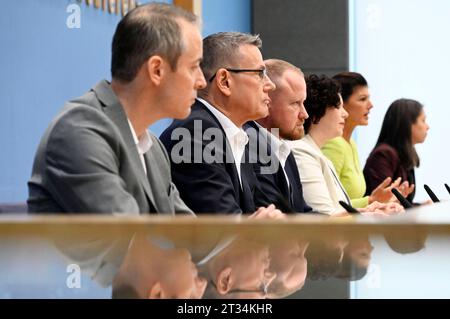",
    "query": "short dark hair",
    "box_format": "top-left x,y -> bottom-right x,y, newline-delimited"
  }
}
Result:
332,72 -> 368,102
303,74 -> 341,134
111,3 -> 198,82
375,98 -> 424,169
